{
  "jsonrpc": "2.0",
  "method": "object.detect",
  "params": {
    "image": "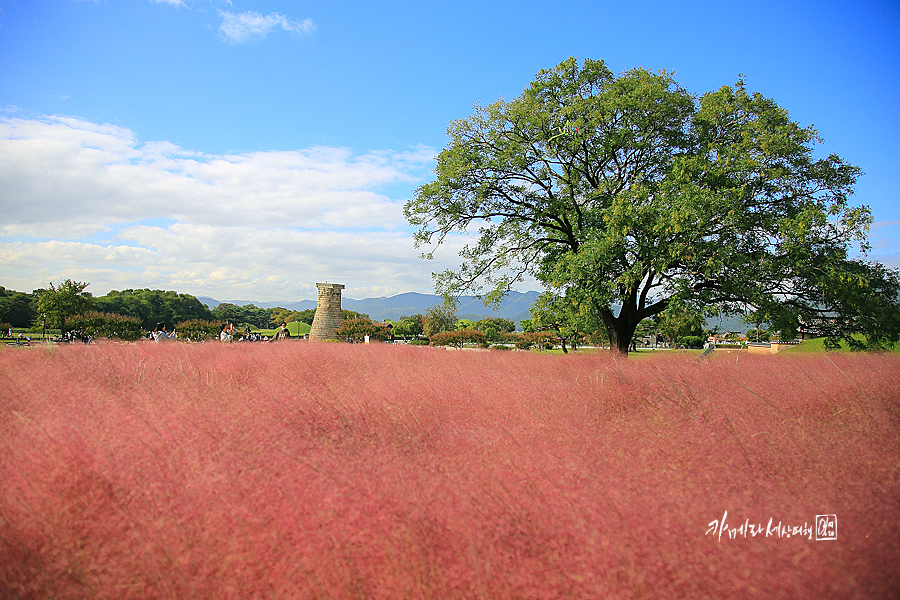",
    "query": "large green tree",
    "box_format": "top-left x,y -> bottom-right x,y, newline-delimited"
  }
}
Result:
405,57 -> 890,353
